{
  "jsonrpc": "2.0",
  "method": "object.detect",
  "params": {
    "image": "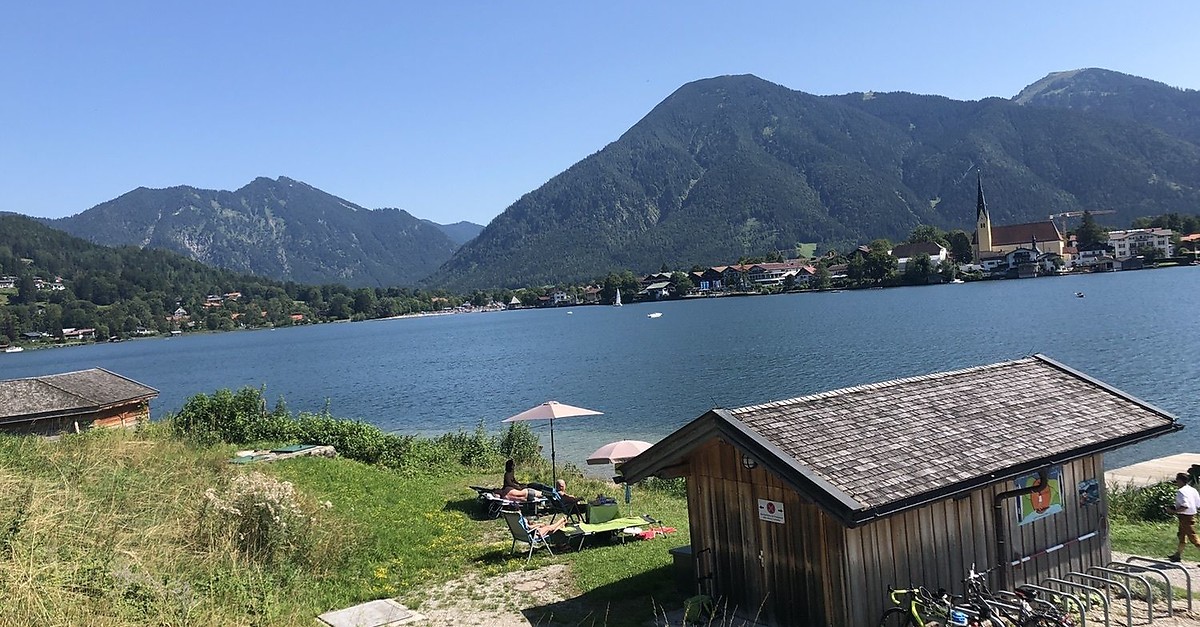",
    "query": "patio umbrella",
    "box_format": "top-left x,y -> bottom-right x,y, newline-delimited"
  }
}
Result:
502,400 -> 603,486
587,440 -> 653,504
586,440 -> 652,466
